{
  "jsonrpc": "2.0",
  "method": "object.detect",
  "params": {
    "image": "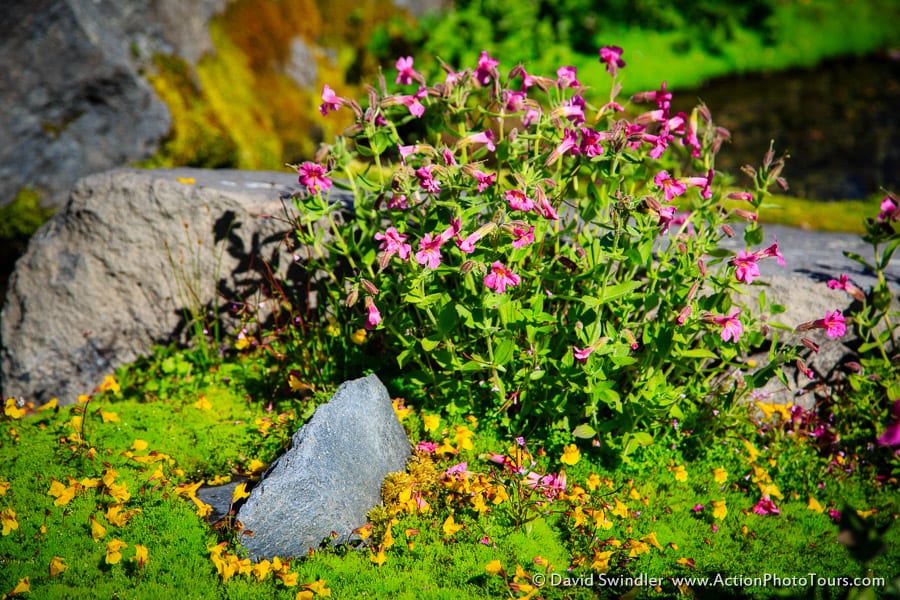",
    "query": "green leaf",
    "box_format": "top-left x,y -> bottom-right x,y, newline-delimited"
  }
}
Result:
492,337 -> 515,366
572,423 -> 597,438
879,238 -> 900,270
460,360 -> 489,372
743,224 -> 764,246
420,337 -> 440,352
844,251 -> 875,272
681,348 -> 718,359
581,280 -> 644,307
